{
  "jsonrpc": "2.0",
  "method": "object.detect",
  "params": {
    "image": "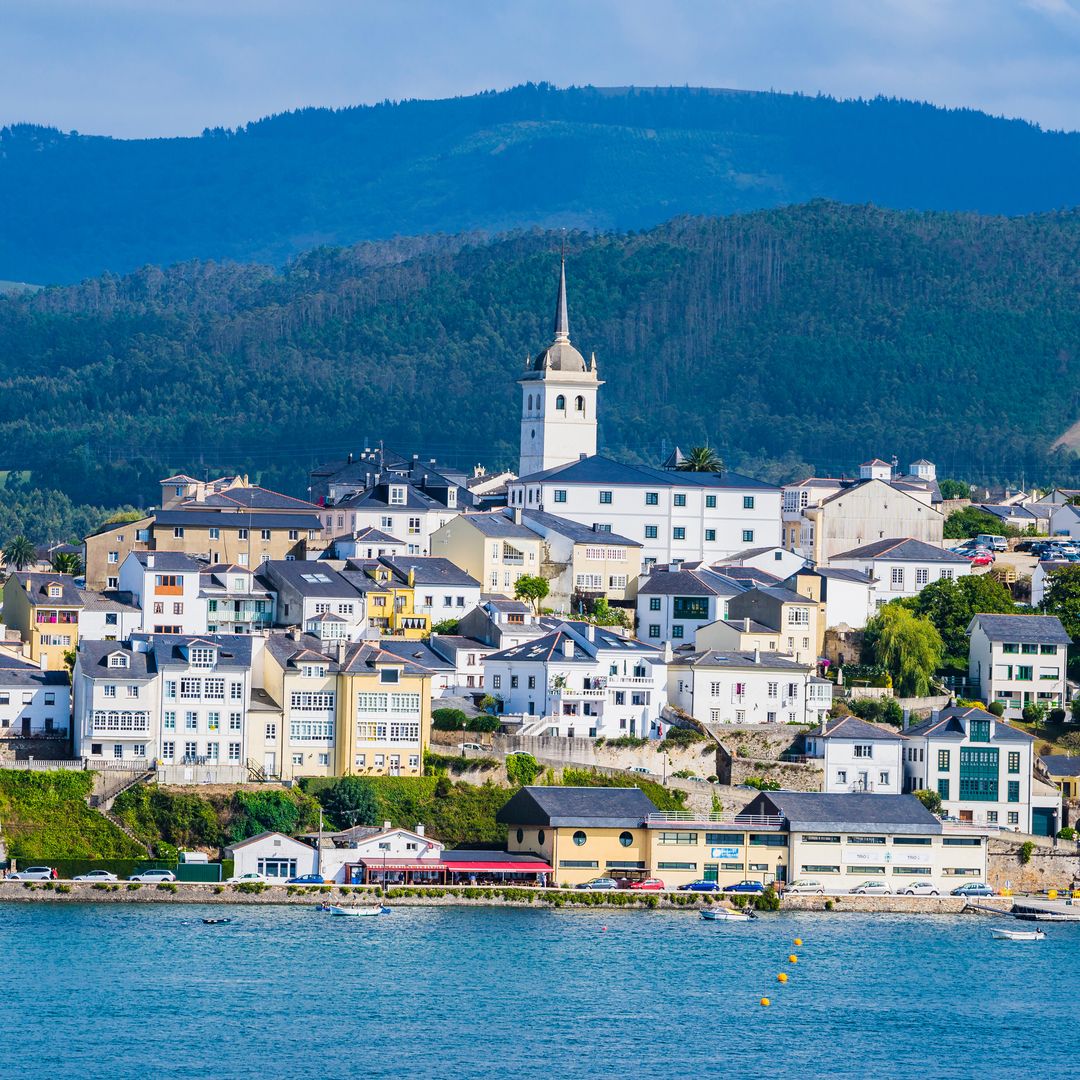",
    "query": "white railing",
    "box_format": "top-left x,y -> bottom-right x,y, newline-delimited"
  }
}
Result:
609,676 -> 653,687
552,687 -> 606,699
646,811 -> 785,828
